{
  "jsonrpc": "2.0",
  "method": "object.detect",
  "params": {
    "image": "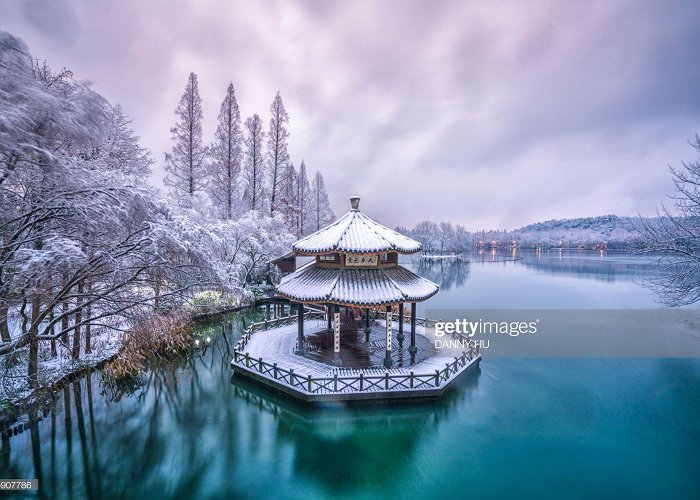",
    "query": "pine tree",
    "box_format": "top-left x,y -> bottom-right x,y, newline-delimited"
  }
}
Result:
242,114 -> 265,211
267,92 -> 290,214
164,72 -> 208,209
309,171 -> 335,232
209,83 -> 243,219
296,160 -> 310,236
278,162 -> 299,233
